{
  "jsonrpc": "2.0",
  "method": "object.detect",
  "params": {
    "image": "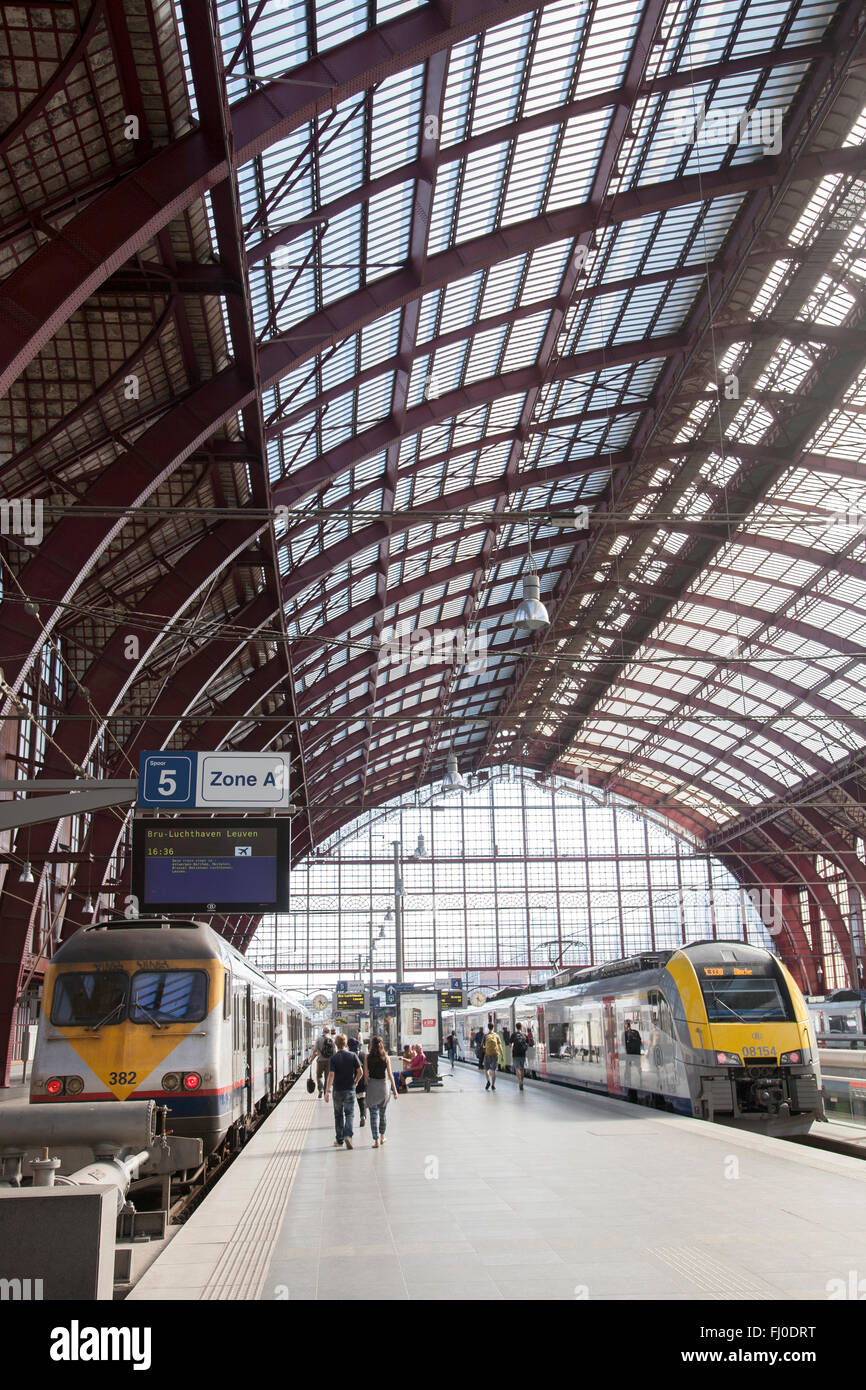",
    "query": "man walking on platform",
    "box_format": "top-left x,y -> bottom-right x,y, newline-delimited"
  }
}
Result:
311,1026 -> 334,1098
510,1021 -> 529,1090
324,1033 -> 362,1148
483,1022 -> 505,1091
